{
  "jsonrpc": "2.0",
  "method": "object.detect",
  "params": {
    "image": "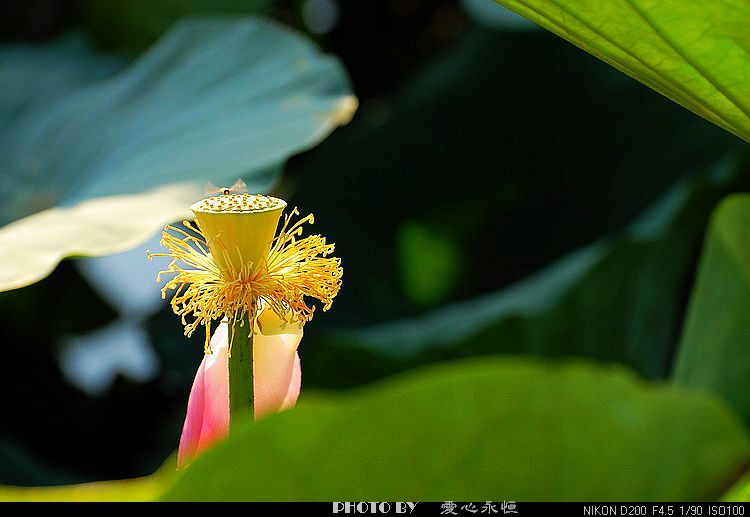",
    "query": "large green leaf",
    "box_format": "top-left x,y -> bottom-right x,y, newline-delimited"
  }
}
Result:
493,0 -> 750,143
1,358 -> 747,501
0,17 -> 356,292
302,158 -> 750,388
0,35 -> 124,124
161,358 -> 749,501
674,194 -> 750,425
